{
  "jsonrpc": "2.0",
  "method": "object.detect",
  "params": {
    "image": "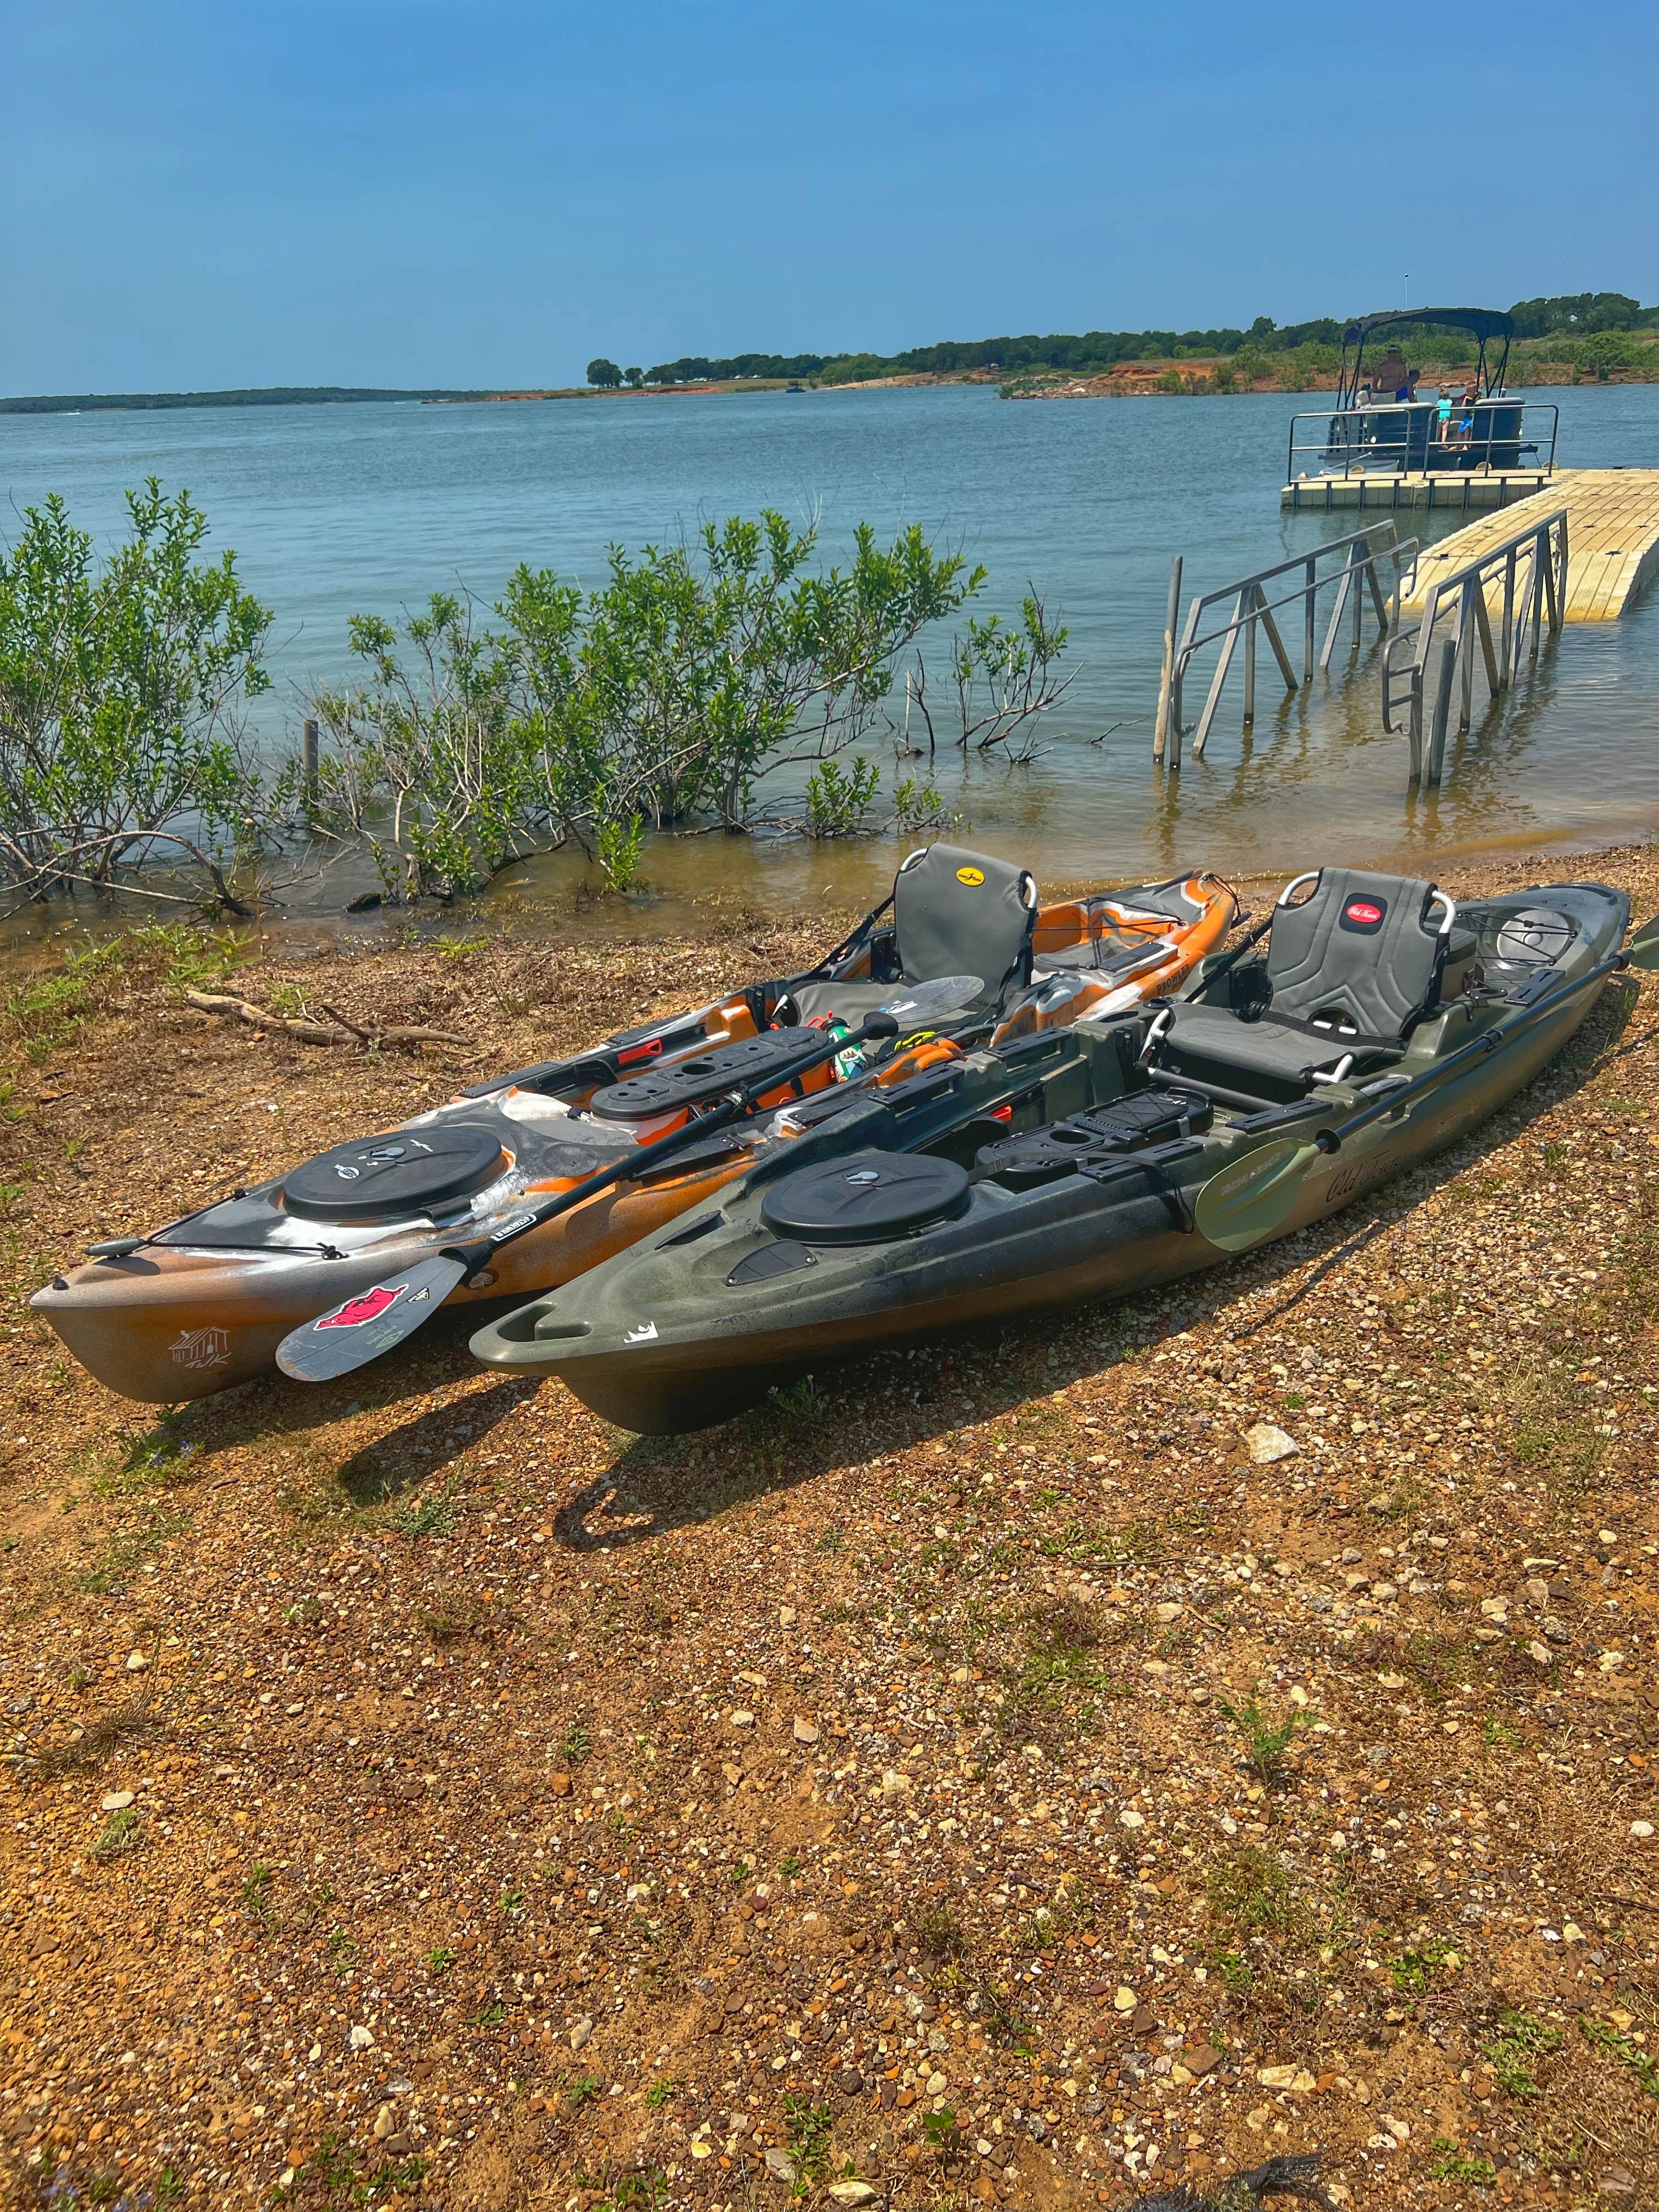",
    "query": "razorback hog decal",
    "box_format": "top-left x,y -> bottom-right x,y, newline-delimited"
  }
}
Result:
315,1284 -> 407,1330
